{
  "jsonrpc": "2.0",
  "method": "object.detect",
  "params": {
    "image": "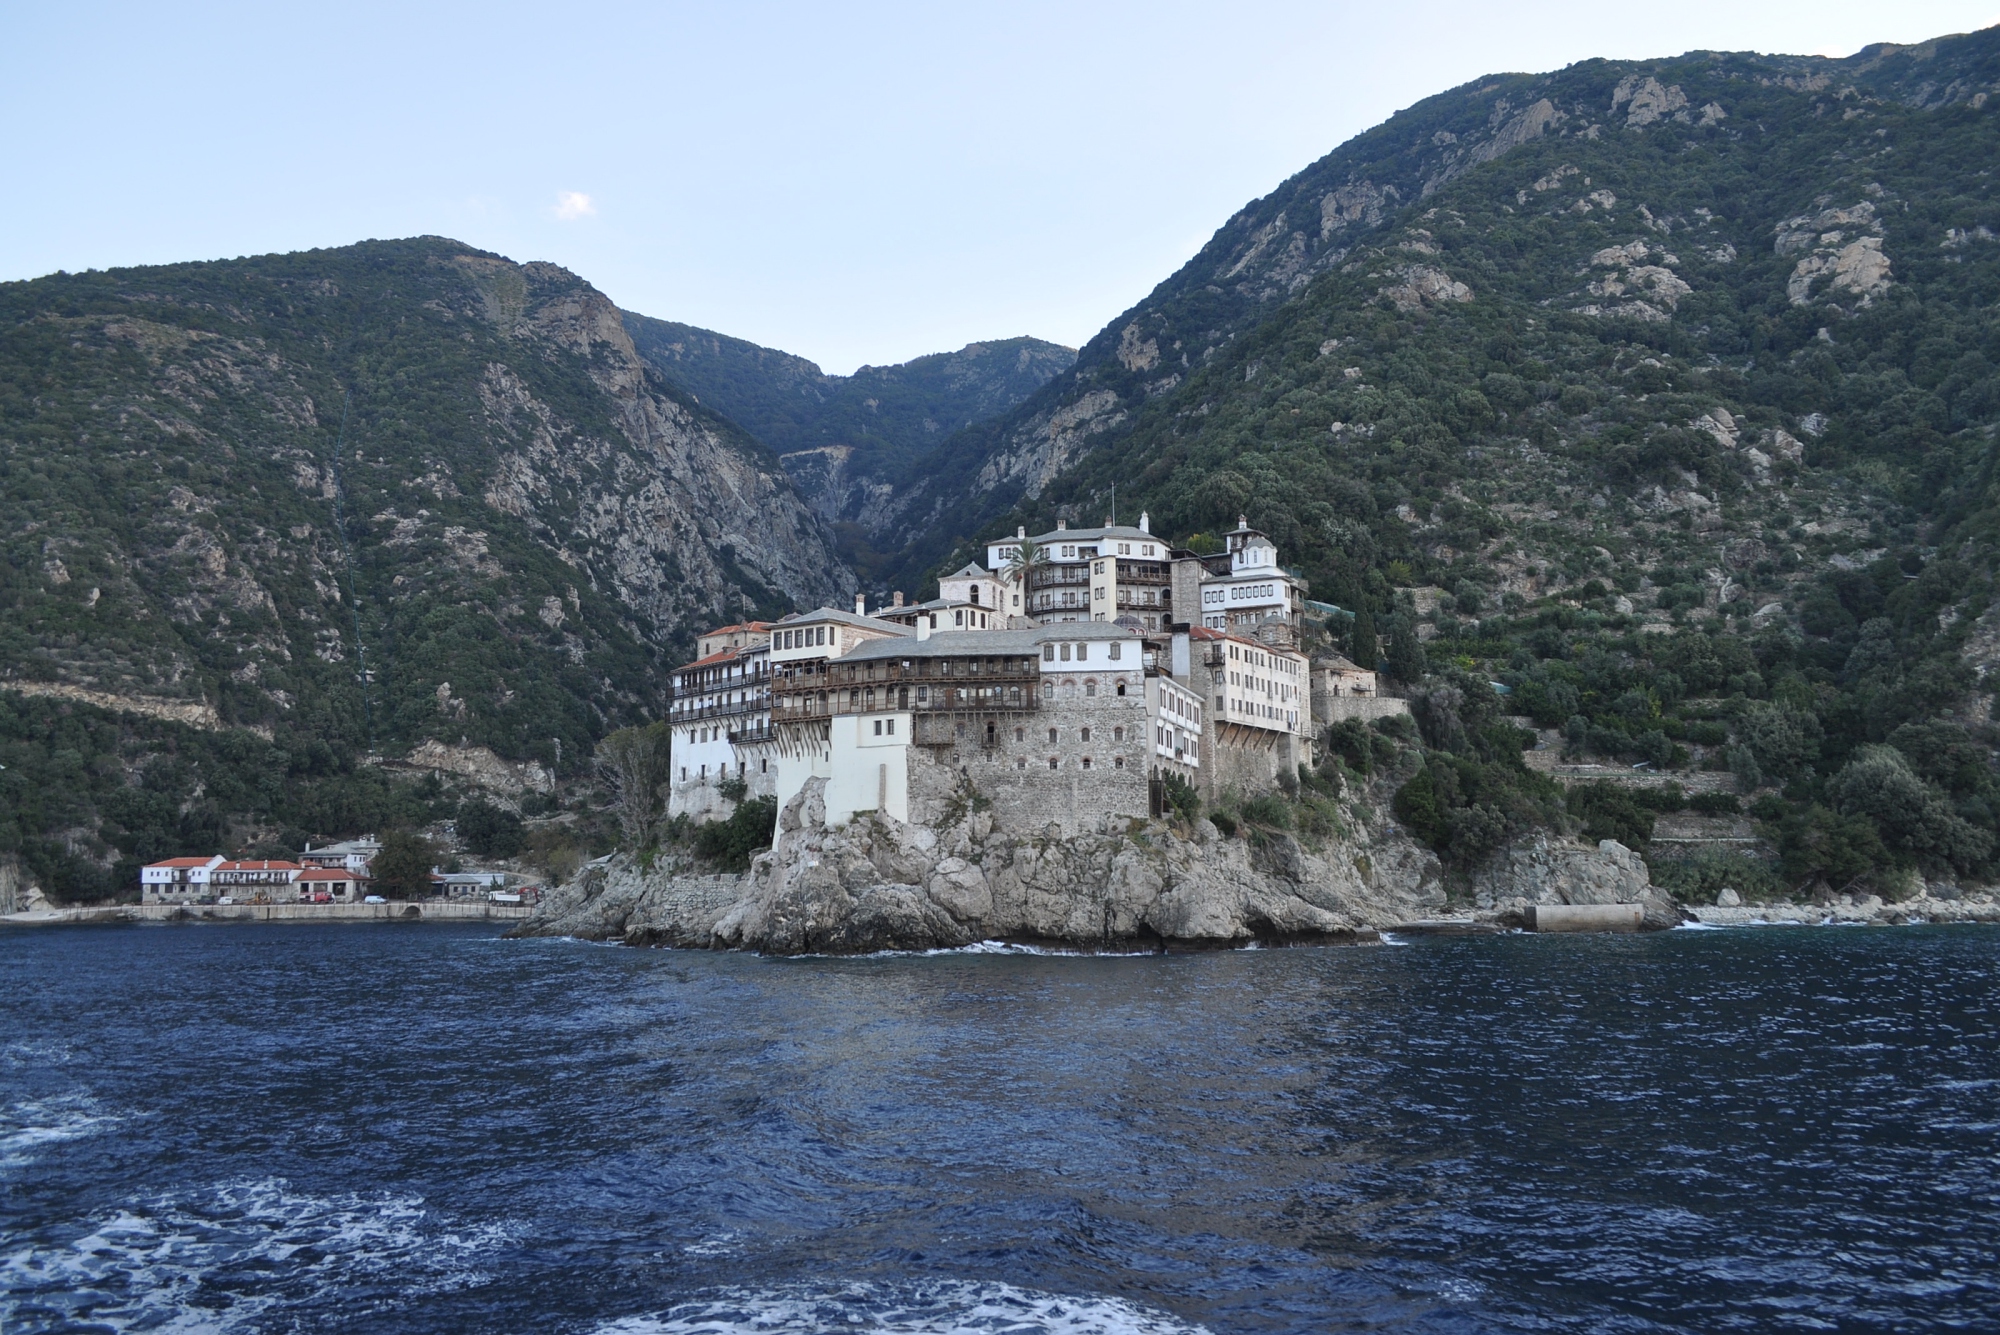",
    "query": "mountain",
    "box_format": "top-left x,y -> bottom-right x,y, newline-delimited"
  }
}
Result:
895,28 -> 2000,575
0,237 -> 850,776
623,316 -> 1072,579
891,27 -> 2000,894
